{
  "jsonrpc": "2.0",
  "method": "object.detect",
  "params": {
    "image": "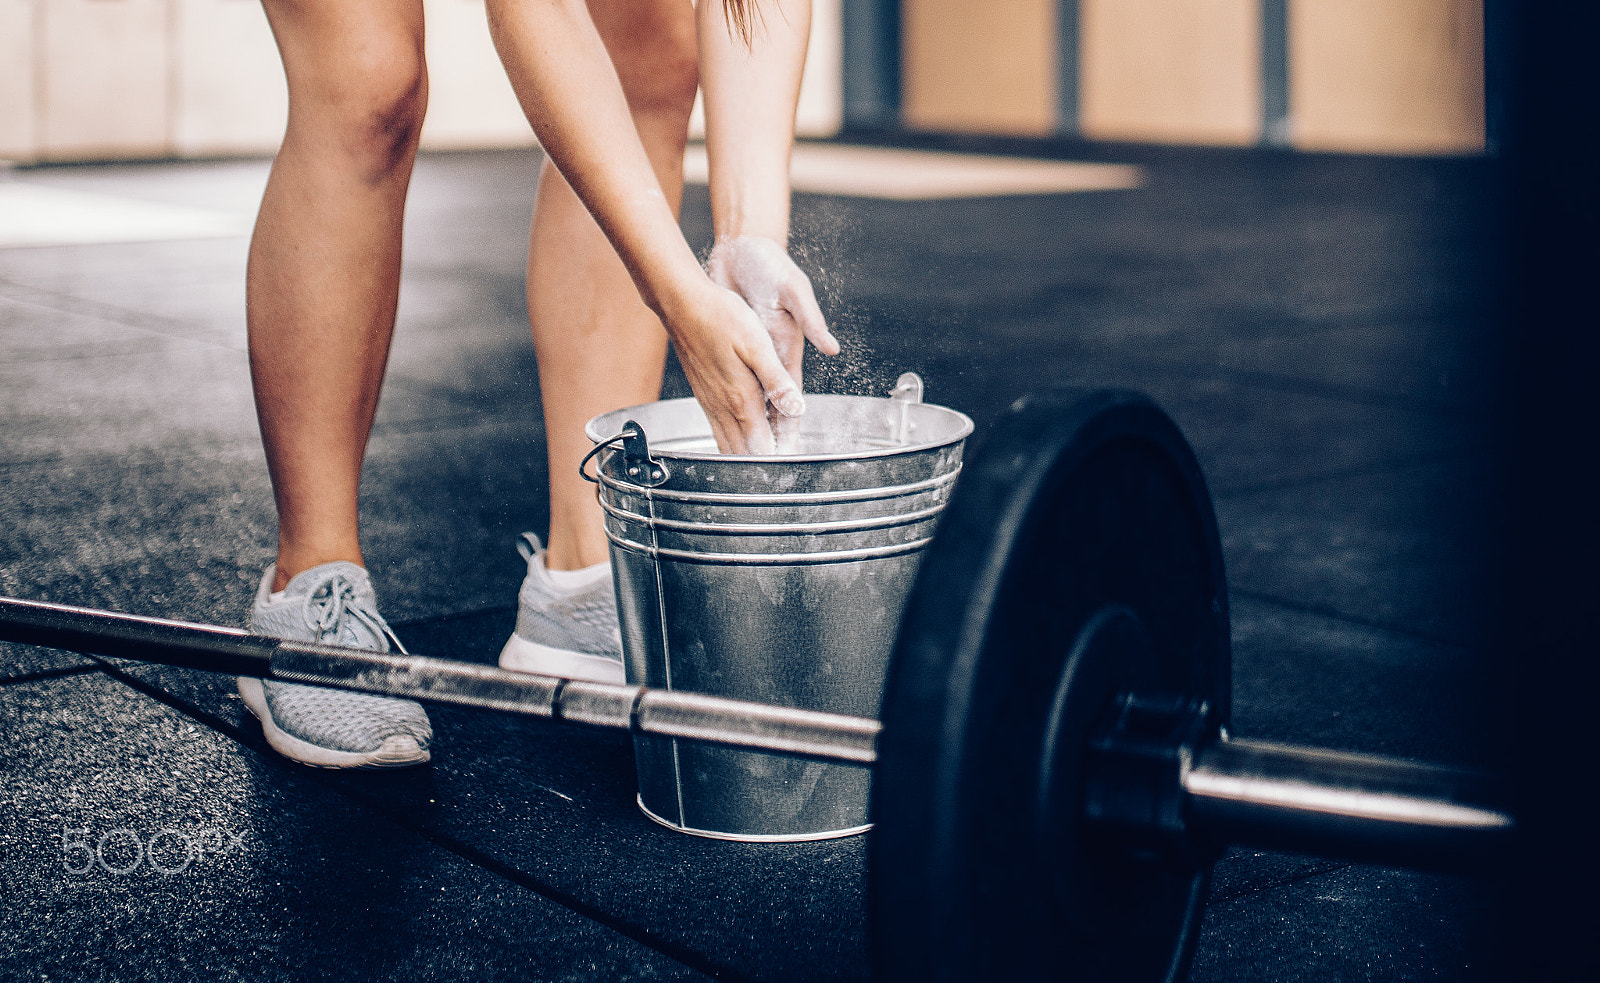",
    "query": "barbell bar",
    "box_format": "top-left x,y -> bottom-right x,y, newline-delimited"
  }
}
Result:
0,388 -> 1512,982
0,595 -> 882,765
0,594 -> 1511,861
